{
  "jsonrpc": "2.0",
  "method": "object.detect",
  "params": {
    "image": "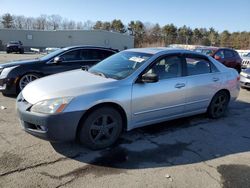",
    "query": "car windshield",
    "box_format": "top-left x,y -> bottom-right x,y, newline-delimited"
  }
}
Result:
39,48 -> 65,61
88,51 -> 152,80
9,41 -> 19,44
